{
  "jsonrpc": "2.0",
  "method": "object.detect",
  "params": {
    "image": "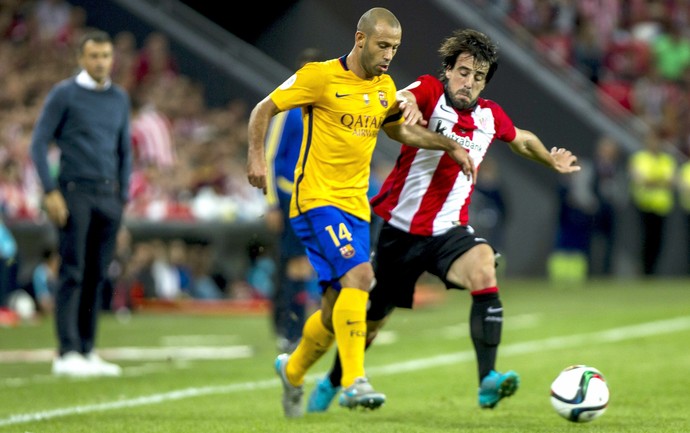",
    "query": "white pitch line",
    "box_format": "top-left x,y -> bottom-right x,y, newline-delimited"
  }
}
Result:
0,346 -> 252,363
1,316 -> 689,427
